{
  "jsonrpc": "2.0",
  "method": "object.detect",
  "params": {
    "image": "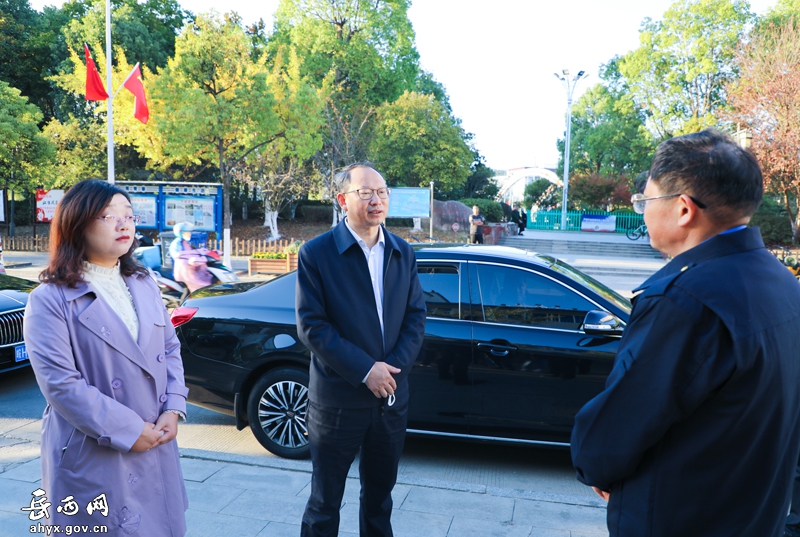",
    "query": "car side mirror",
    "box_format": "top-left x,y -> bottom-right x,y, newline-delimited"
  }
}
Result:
582,310 -> 624,337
